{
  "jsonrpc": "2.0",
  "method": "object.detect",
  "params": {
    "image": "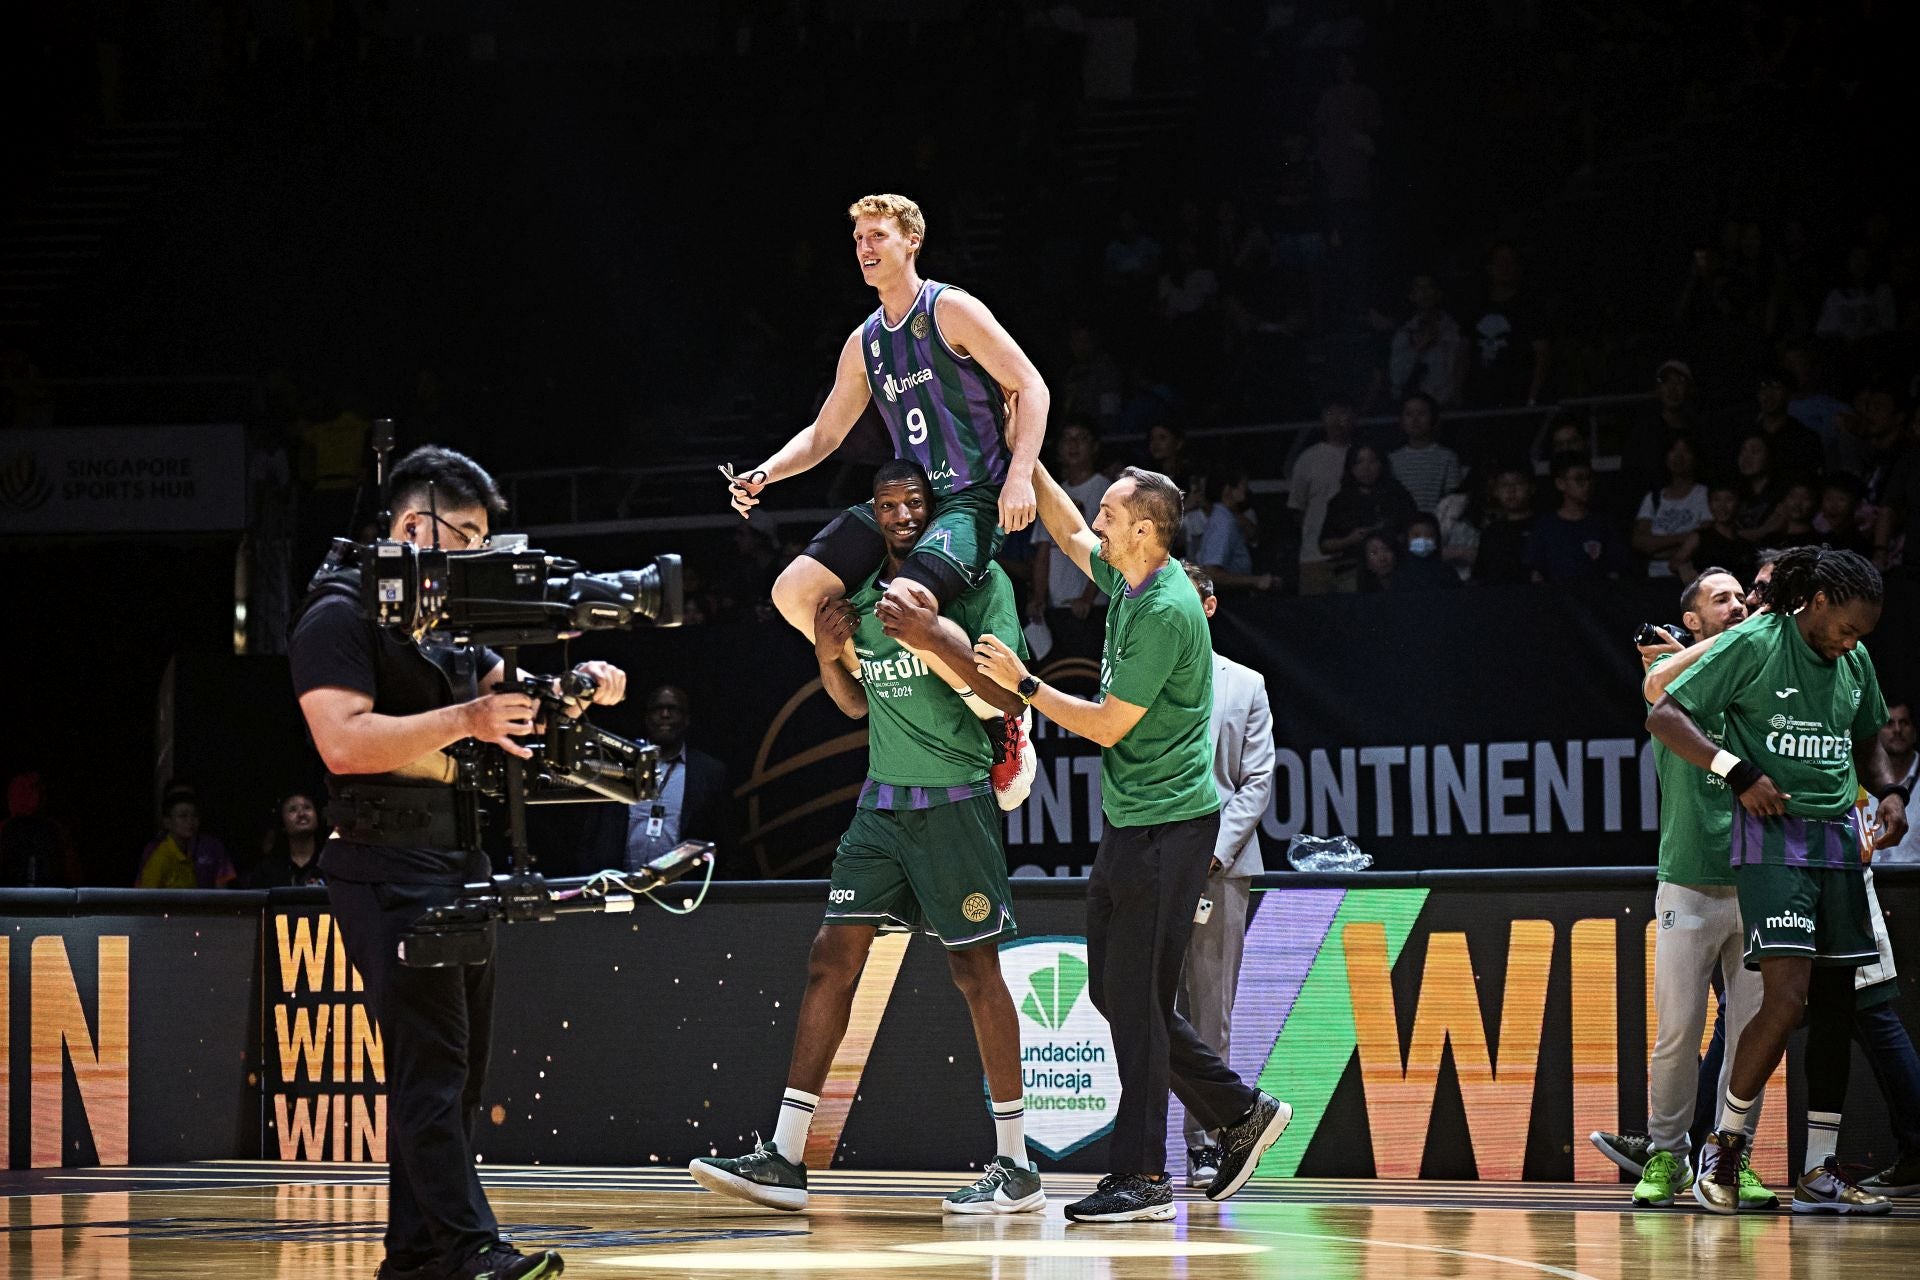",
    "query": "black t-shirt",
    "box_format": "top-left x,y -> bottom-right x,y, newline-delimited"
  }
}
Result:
1473,518 -> 1533,586
1463,292 -> 1546,409
288,592 -> 500,884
